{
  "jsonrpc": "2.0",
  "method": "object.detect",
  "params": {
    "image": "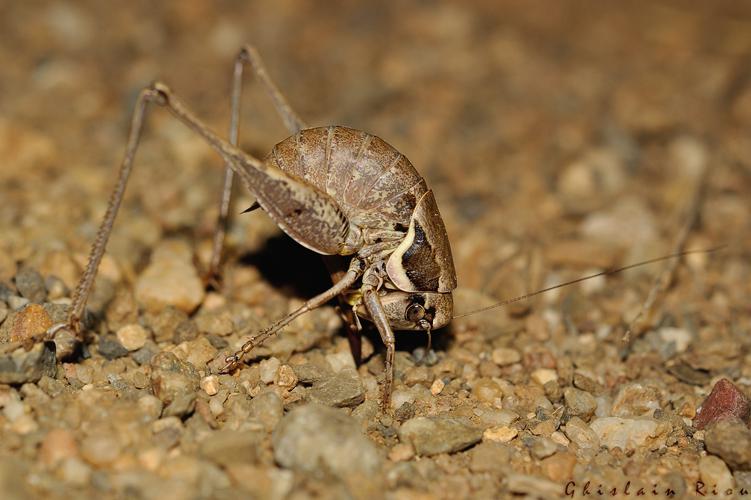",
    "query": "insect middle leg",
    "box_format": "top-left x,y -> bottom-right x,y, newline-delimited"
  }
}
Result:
220,258 -> 364,372
362,283 -> 396,410
207,46 -> 308,283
